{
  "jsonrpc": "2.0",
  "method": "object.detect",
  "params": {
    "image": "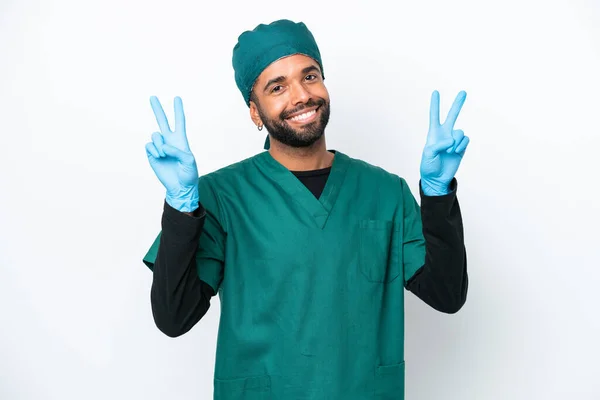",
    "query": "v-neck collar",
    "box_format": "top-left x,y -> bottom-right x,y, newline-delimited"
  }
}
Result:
253,150 -> 350,229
